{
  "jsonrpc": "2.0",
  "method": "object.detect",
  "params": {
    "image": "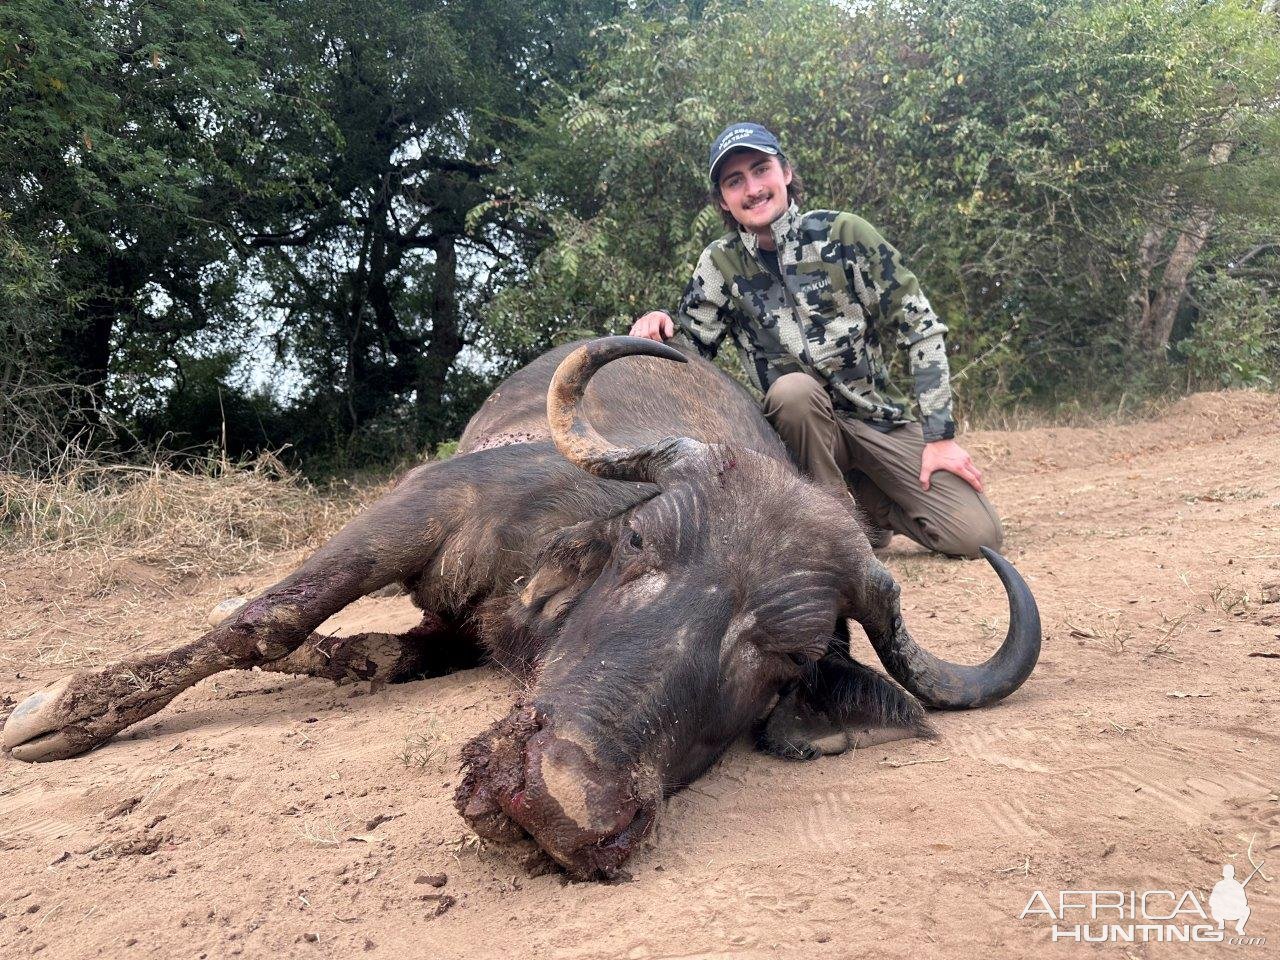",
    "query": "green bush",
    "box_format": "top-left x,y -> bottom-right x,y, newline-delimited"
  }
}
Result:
1175,274 -> 1278,389
487,0 -> 1280,411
